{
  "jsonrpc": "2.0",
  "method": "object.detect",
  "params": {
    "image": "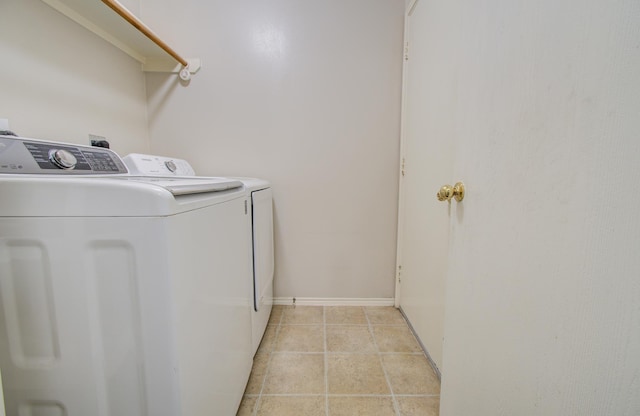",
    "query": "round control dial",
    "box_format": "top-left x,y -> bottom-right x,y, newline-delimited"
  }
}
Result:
48,149 -> 77,170
165,160 -> 177,173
